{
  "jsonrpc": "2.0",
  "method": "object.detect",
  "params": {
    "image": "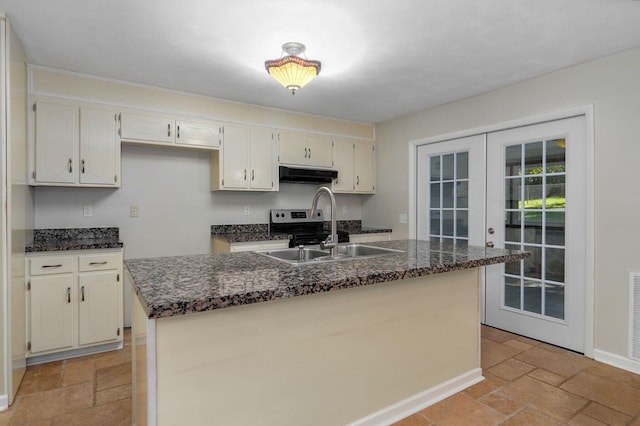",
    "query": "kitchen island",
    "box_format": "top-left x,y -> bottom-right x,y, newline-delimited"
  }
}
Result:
126,240 -> 527,426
